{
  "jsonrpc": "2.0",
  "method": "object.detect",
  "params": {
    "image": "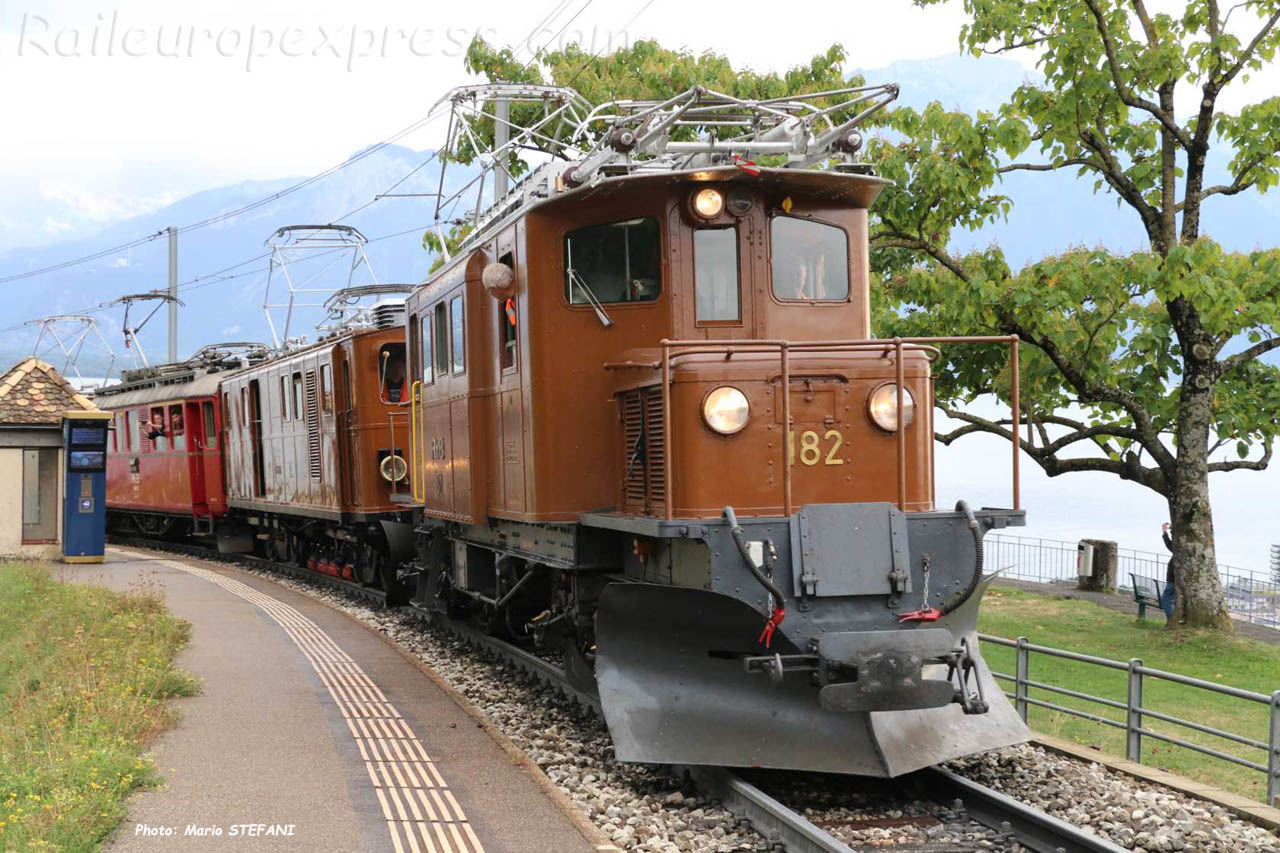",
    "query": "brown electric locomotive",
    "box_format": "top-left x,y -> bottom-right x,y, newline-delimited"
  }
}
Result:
218,322 -> 415,587
401,85 -> 1030,777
